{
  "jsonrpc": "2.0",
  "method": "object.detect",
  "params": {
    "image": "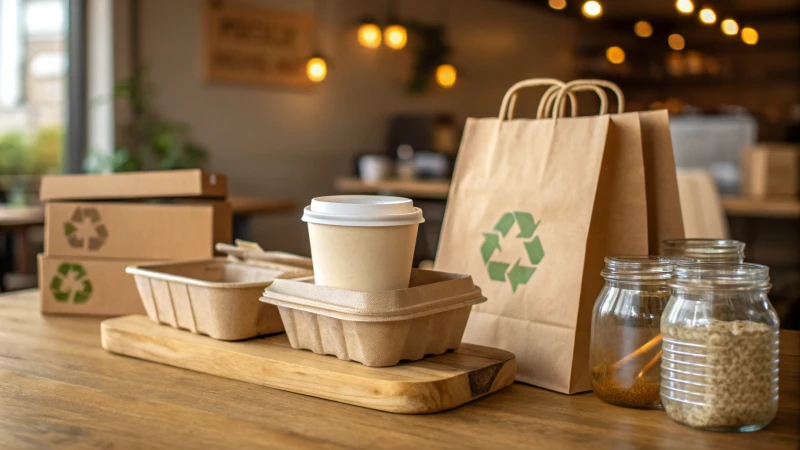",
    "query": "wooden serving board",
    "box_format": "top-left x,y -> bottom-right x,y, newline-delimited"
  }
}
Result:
101,315 -> 516,414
